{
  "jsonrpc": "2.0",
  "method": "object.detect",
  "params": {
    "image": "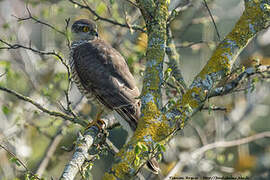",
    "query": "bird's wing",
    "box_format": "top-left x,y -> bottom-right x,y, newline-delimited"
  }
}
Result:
72,39 -> 140,130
